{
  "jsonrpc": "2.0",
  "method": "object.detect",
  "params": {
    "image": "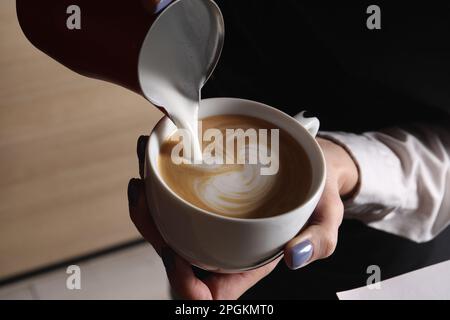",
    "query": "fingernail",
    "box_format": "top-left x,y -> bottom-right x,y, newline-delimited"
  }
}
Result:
288,240 -> 313,270
137,135 -> 149,161
161,247 -> 175,272
127,178 -> 140,208
154,0 -> 172,13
